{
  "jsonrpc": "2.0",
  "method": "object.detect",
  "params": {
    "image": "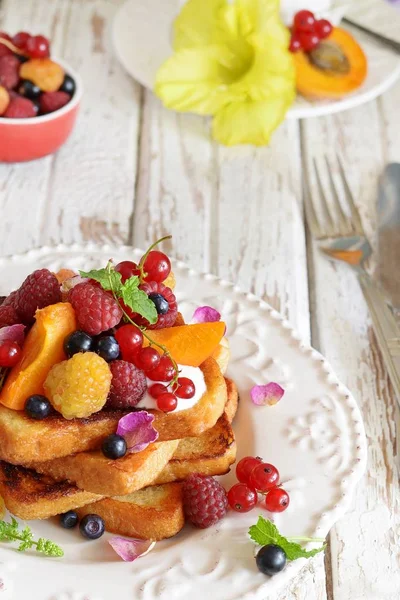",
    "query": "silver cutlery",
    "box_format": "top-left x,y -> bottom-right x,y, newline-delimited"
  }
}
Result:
304,155 -> 400,403
343,17 -> 400,54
